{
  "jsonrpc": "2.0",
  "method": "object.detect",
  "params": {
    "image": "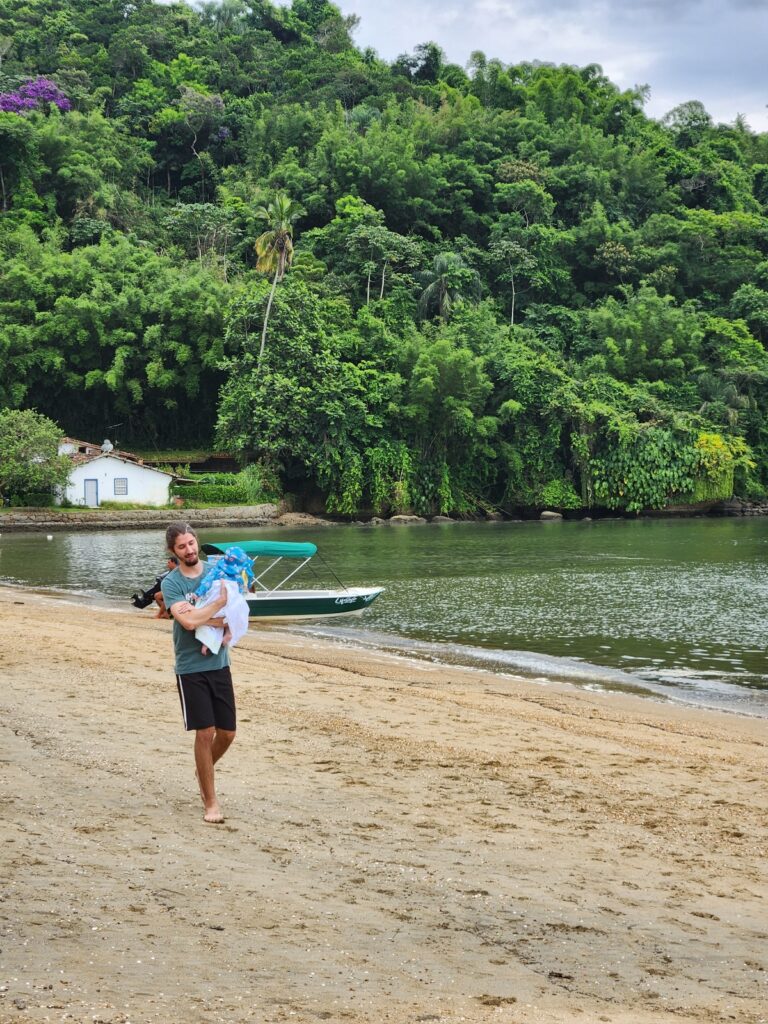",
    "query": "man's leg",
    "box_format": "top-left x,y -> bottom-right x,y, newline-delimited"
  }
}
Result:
212,728 -> 236,765
194,727 -> 235,823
